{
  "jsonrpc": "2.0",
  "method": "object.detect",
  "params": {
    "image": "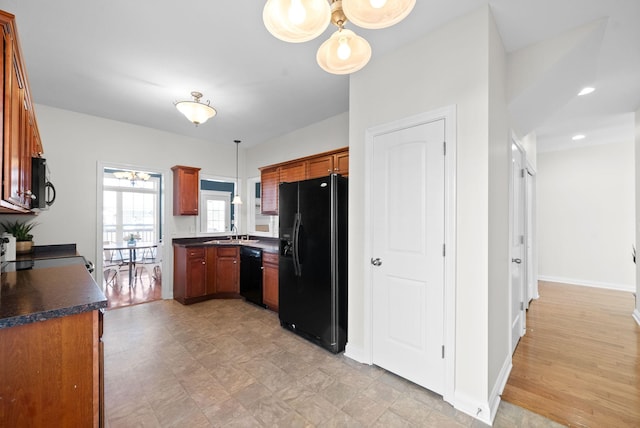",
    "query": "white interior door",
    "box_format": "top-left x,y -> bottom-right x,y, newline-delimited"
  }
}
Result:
510,143 -> 526,353
371,119 -> 445,394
